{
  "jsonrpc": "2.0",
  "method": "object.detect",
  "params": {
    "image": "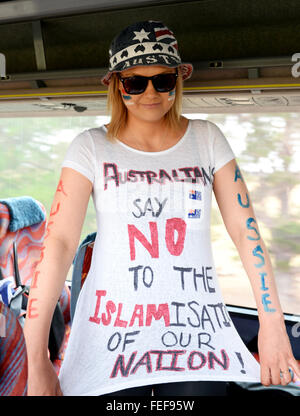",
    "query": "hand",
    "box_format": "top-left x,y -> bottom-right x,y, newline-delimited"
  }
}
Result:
258,322 -> 300,386
27,358 -> 63,396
